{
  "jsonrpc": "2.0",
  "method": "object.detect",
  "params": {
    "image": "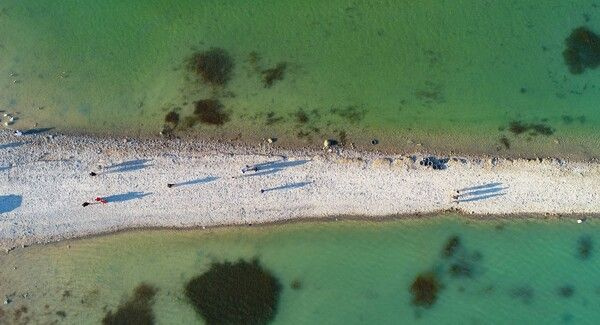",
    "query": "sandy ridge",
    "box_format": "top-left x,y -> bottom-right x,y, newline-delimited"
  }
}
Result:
1,130 -> 599,250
